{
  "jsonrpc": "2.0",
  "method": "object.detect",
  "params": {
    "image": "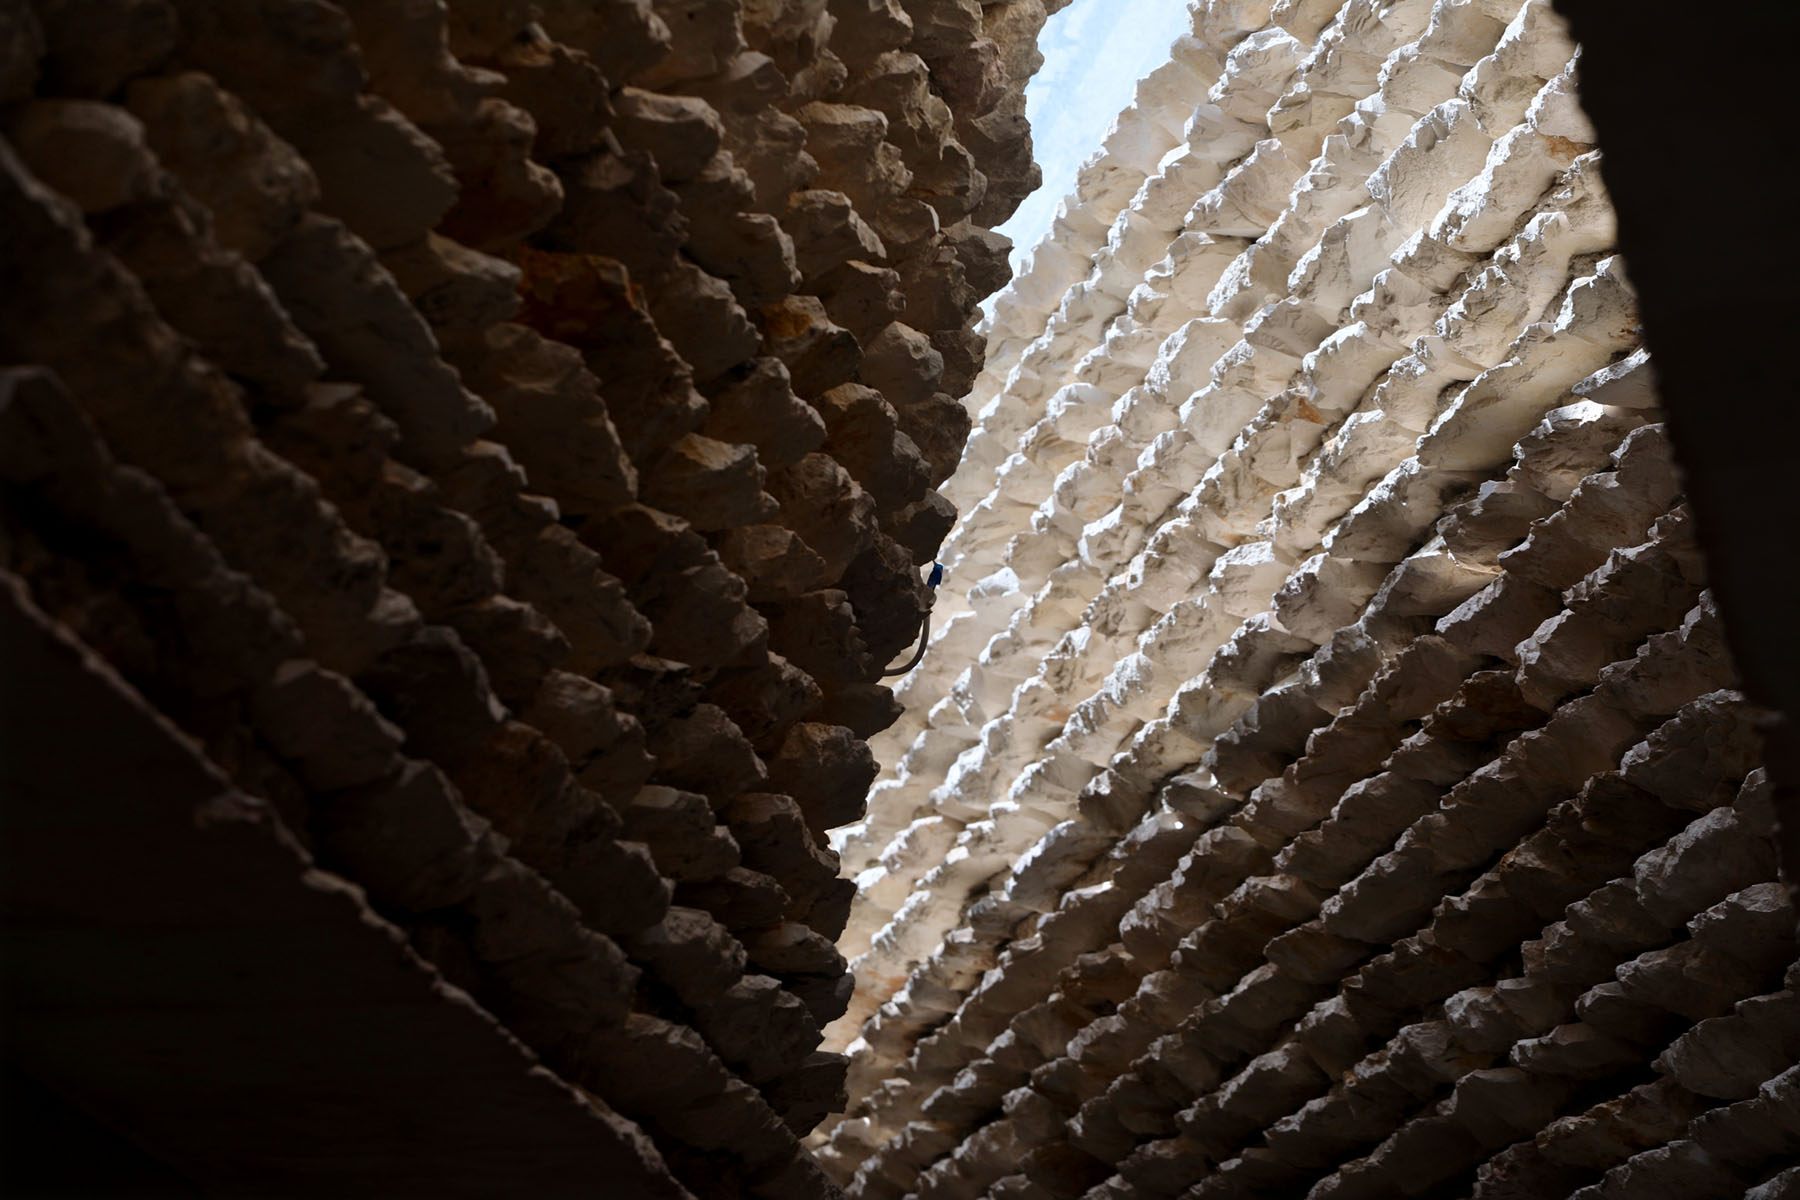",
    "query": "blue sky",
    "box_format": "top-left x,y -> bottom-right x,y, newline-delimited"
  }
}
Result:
995,0 -> 1196,273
